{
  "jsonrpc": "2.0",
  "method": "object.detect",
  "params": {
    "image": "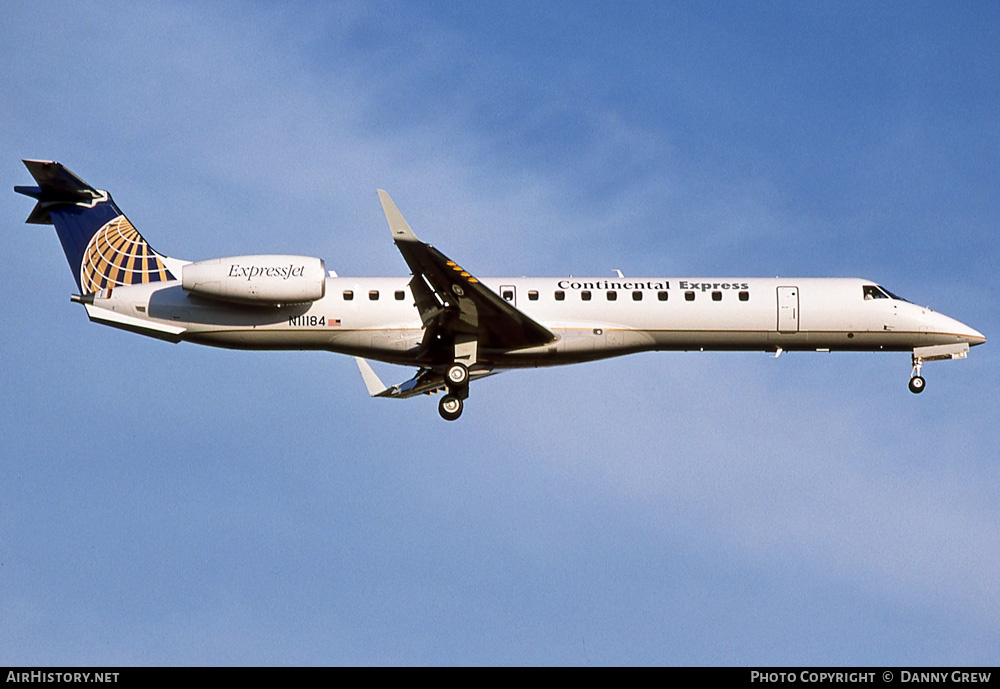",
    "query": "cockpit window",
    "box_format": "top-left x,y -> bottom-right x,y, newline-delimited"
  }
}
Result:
863,284 -> 912,302
863,285 -> 889,300
878,285 -> 910,303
